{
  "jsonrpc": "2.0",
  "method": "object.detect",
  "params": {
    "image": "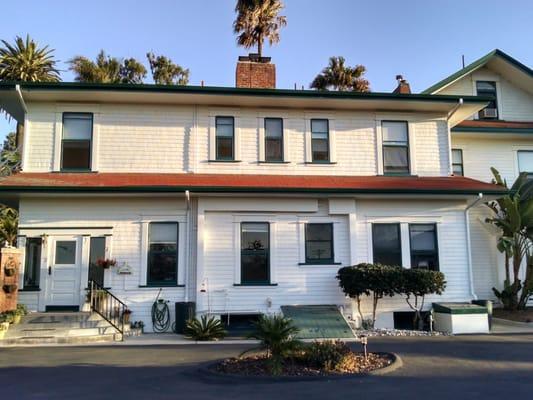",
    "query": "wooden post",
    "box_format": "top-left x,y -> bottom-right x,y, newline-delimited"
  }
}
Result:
0,248 -> 23,313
